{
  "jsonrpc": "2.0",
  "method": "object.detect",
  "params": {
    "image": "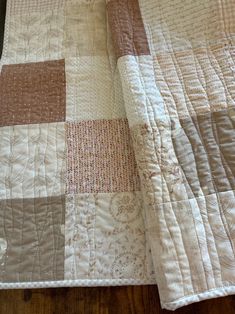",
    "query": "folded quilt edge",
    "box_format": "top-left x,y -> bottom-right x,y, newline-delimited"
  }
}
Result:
162,285 -> 235,310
